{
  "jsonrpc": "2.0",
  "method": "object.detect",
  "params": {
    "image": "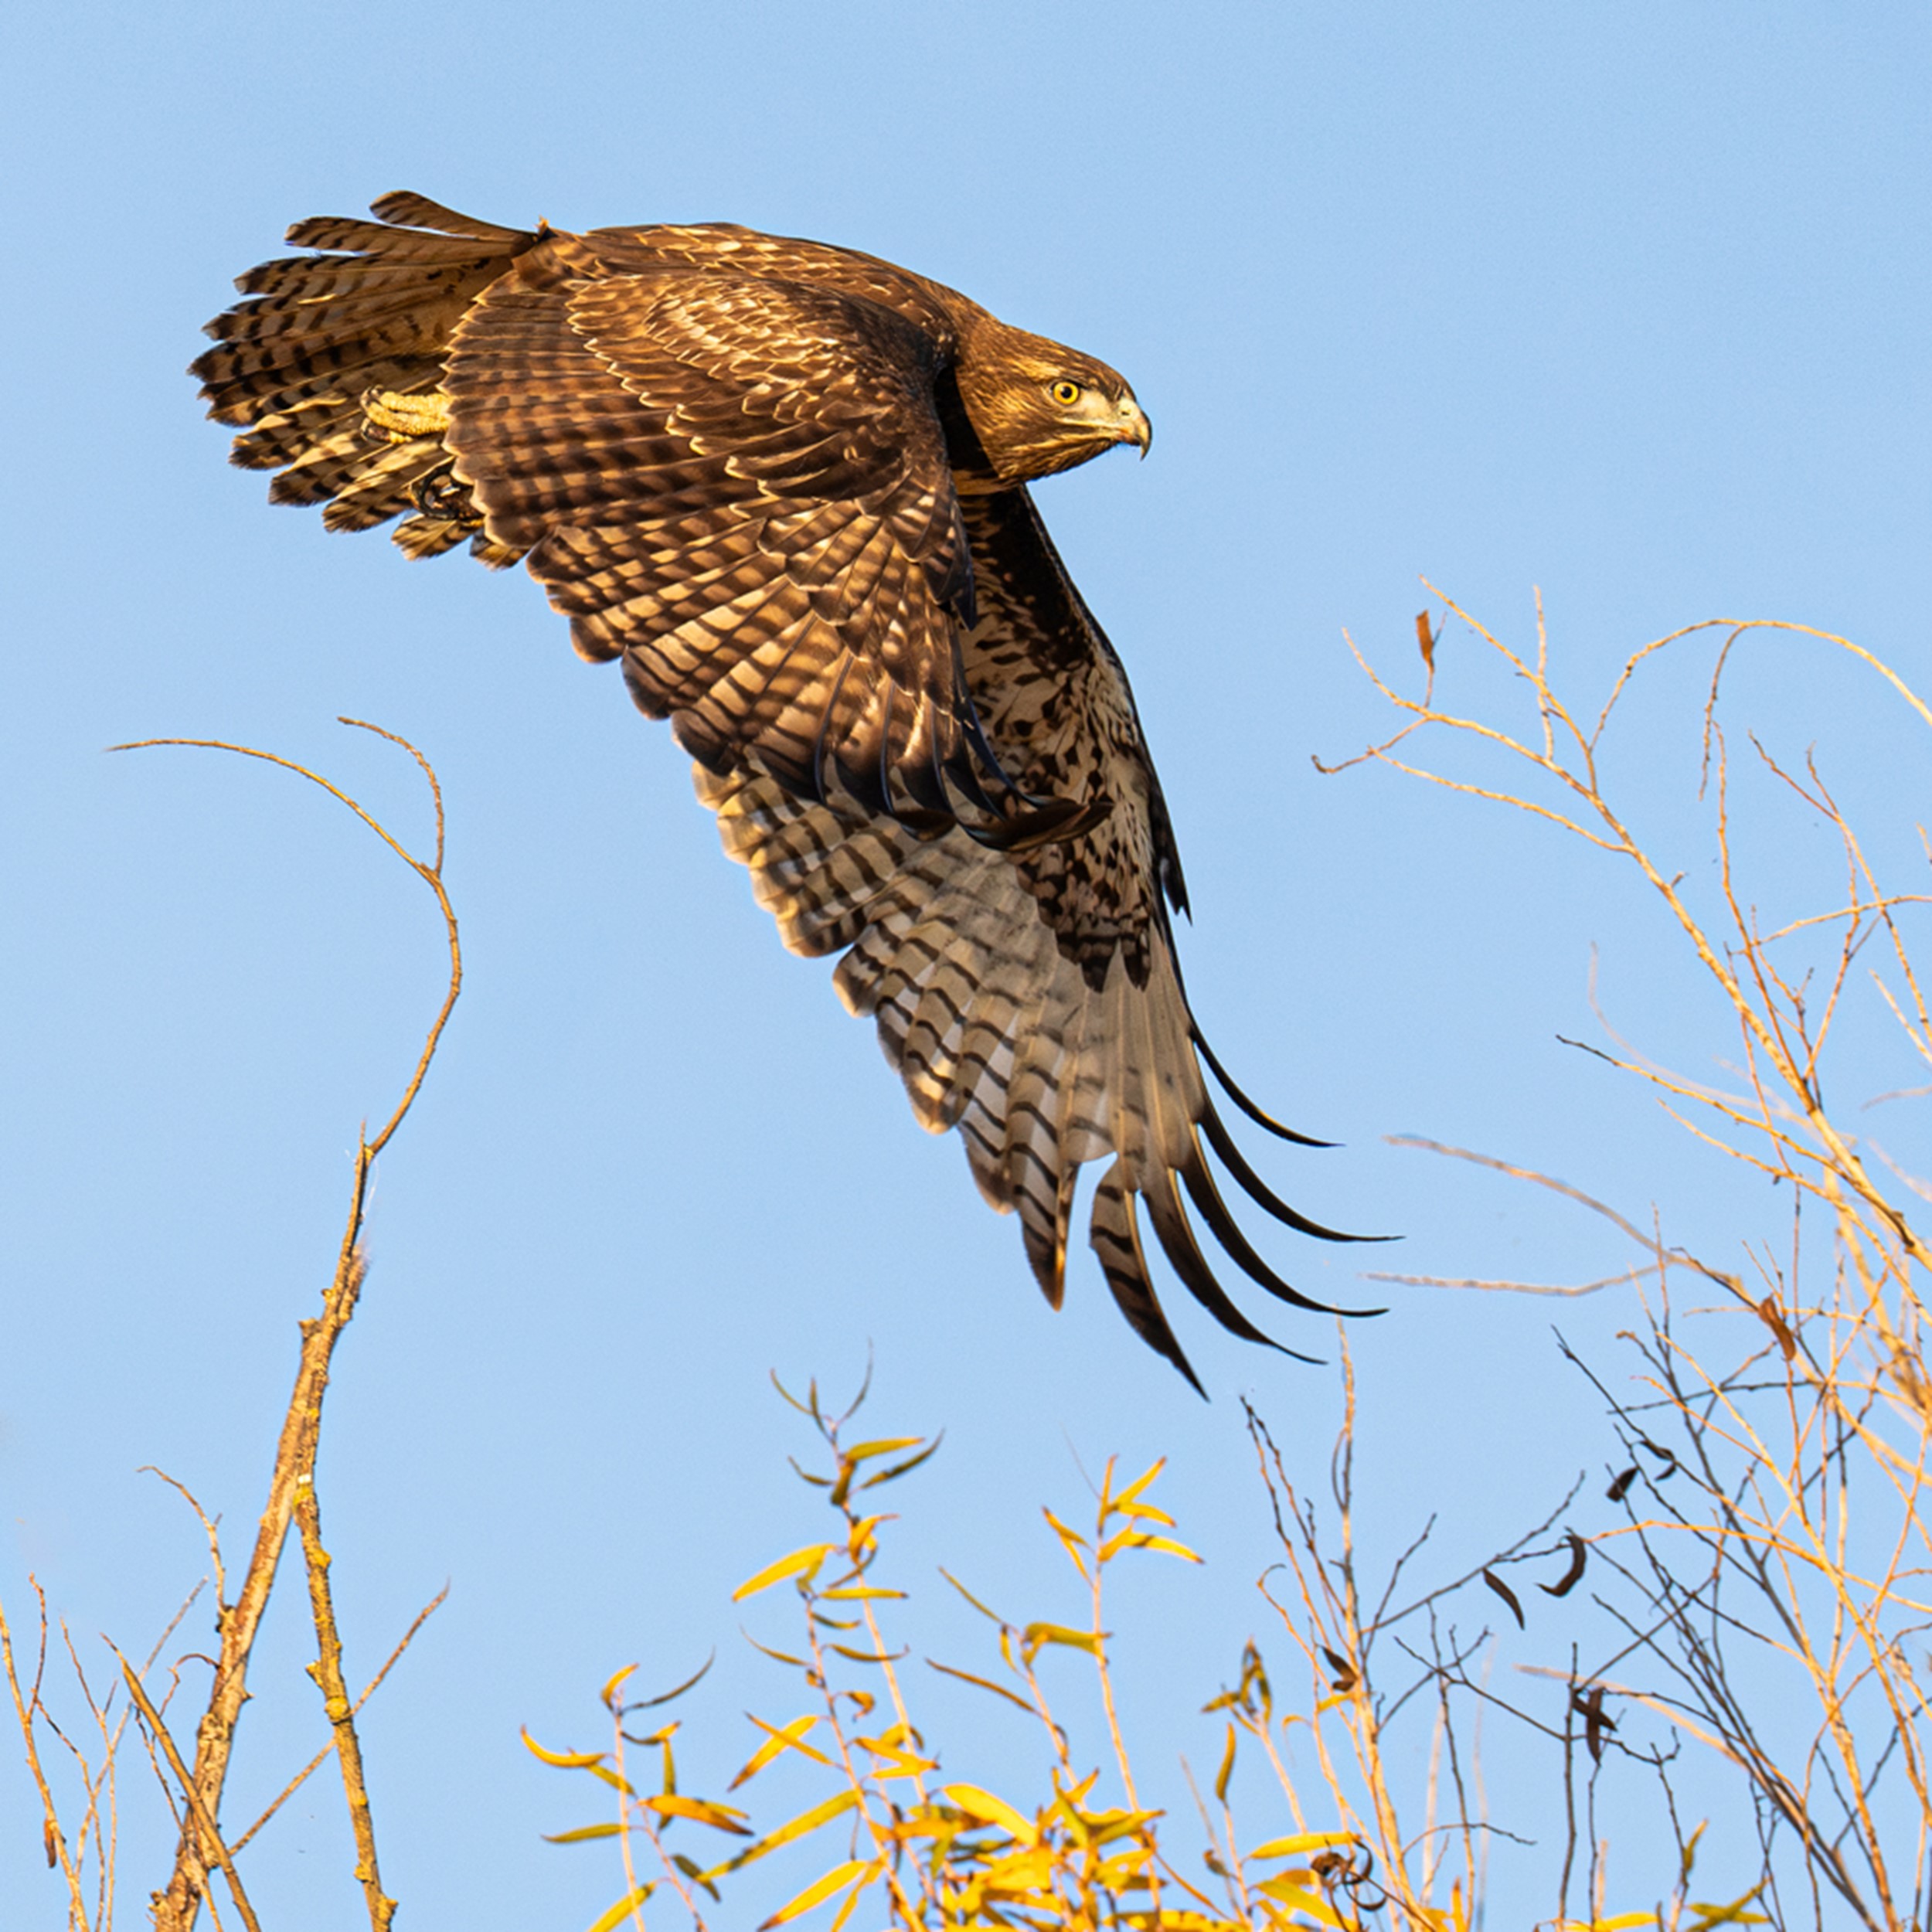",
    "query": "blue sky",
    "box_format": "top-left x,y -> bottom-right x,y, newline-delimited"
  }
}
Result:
4,2 -> 1929,1924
